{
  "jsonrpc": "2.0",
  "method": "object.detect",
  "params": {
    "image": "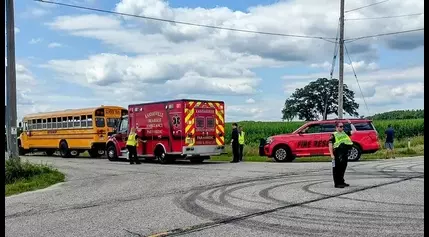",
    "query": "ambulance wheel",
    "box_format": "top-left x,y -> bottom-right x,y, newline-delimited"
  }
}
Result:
273,145 -> 294,162
190,157 -> 205,164
157,152 -> 168,164
156,150 -> 172,164
106,145 -> 118,161
59,140 -> 71,158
